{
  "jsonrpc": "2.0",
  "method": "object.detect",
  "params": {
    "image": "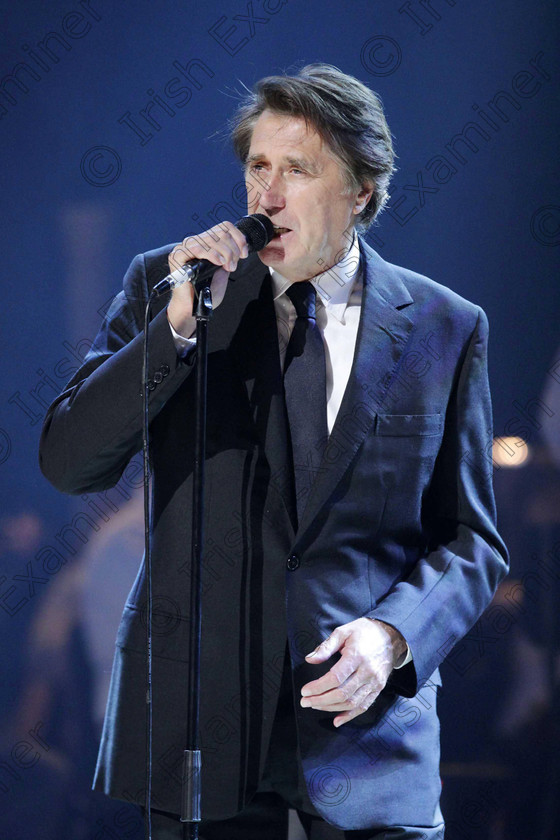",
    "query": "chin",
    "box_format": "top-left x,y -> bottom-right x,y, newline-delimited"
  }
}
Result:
259,245 -> 309,281
259,244 -> 286,267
